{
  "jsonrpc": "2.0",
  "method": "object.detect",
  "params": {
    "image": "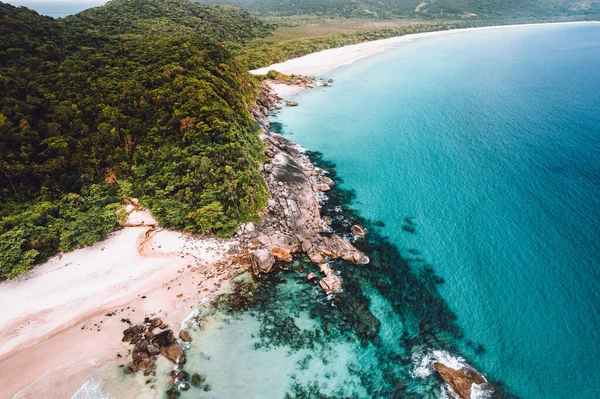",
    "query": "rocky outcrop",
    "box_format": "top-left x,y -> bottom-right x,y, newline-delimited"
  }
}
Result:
250,248 -> 275,274
245,81 -> 369,296
121,320 -> 186,376
434,362 -> 491,399
315,262 -> 341,294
